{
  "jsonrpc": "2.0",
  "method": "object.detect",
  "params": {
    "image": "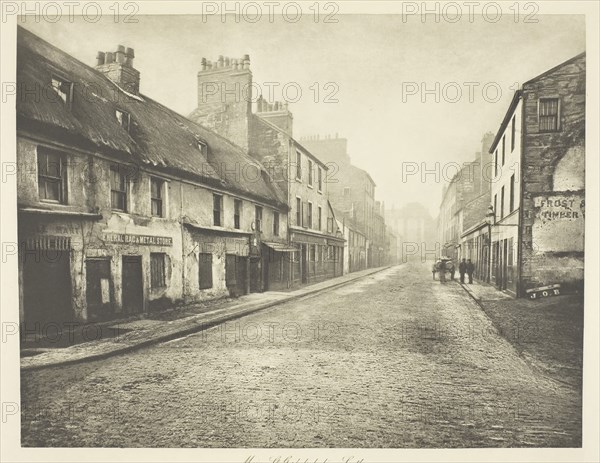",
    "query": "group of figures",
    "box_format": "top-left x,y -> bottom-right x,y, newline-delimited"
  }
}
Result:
432,258 -> 475,284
